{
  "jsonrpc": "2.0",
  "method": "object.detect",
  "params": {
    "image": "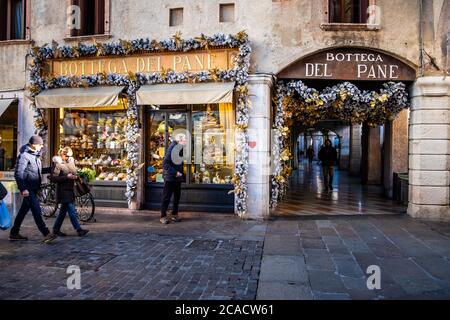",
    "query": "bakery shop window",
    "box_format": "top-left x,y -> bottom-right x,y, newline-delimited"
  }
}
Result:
57,104 -> 128,183
146,104 -> 235,185
0,101 -> 18,171
191,104 -> 234,184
